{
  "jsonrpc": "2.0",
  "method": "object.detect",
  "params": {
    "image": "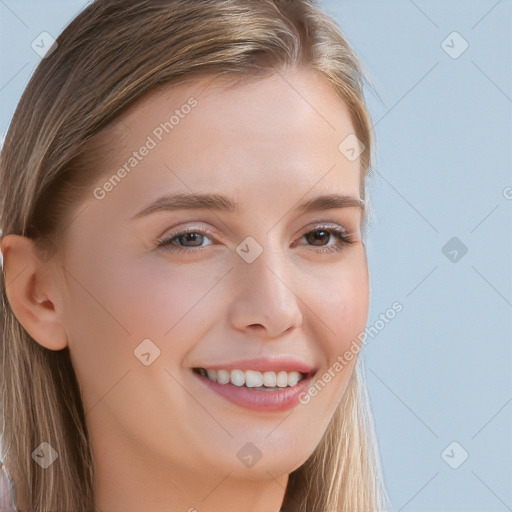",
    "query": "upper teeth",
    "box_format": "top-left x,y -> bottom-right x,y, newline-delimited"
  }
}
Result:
198,368 -> 305,388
